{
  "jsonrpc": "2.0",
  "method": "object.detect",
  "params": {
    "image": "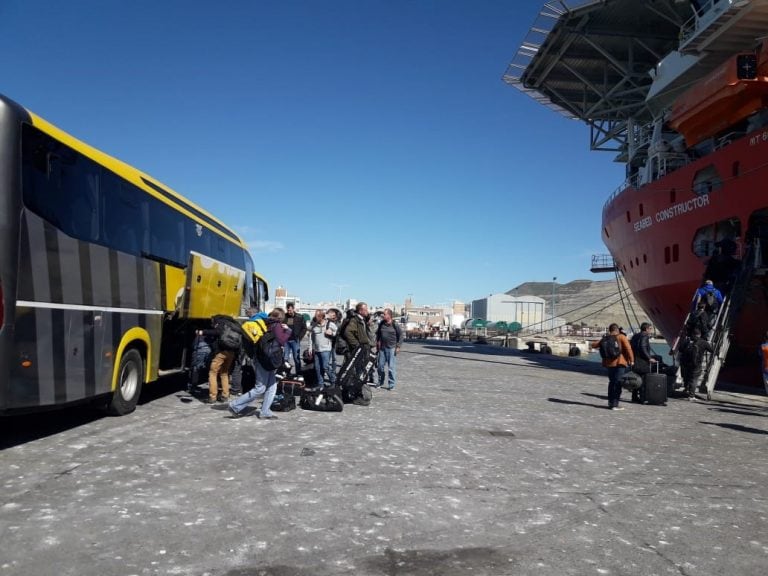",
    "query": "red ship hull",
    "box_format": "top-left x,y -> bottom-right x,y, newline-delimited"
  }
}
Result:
603,129 -> 768,386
